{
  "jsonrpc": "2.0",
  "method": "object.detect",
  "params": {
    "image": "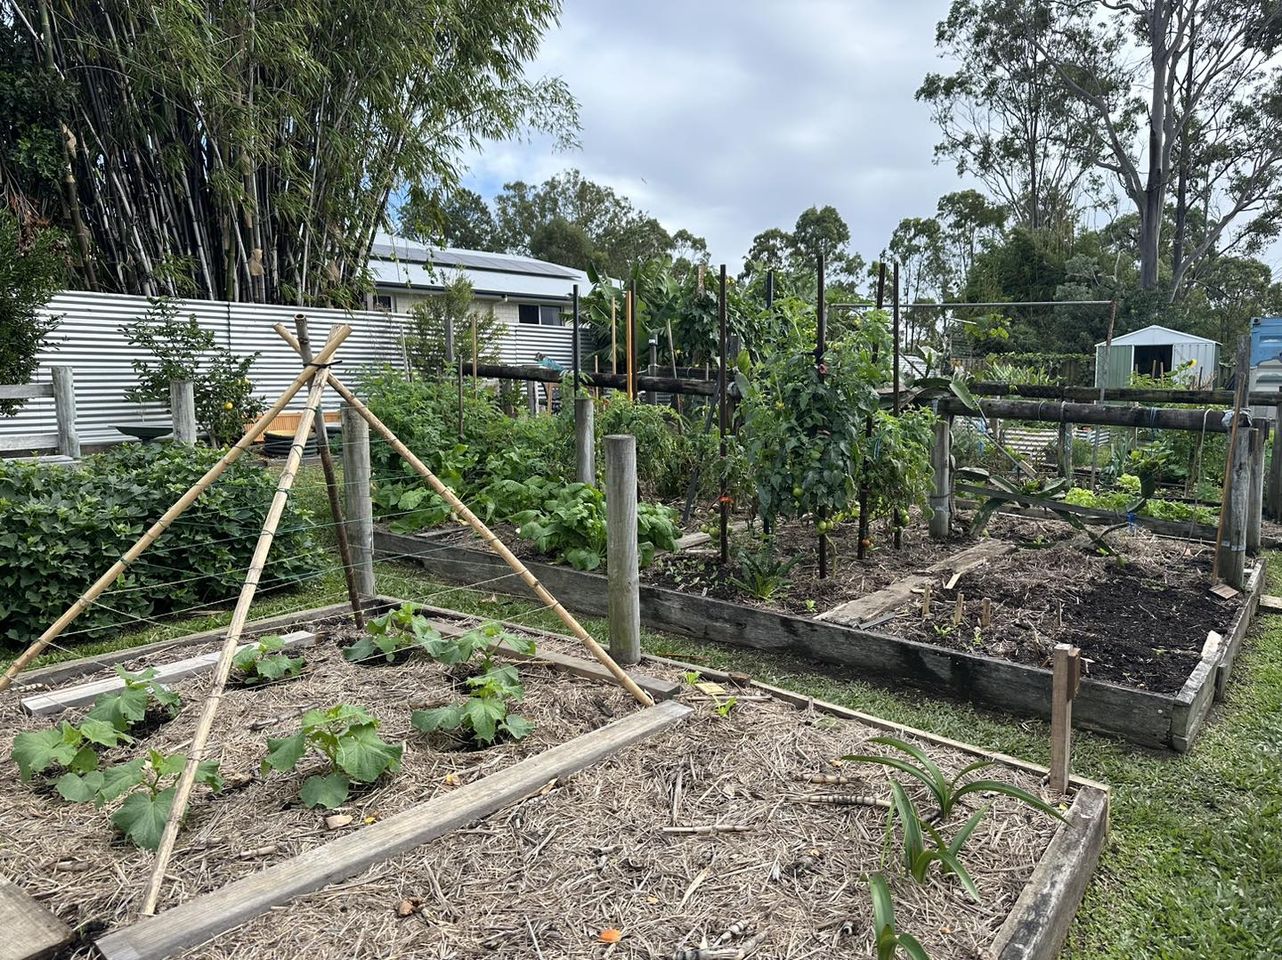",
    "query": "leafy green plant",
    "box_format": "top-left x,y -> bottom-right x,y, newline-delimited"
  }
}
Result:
121,296 -> 266,446
411,663 -> 534,746
729,536 -> 800,601
0,444 -> 323,648
260,705 -> 404,809
11,719 -> 132,780
343,602 -> 446,663
87,667 -> 182,732
55,749 -> 223,850
0,209 -> 66,416
844,737 -> 1065,822
232,635 -> 307,685
886,781 -> 986,899
869,873 -> 931,960
513,482 -> 679,570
